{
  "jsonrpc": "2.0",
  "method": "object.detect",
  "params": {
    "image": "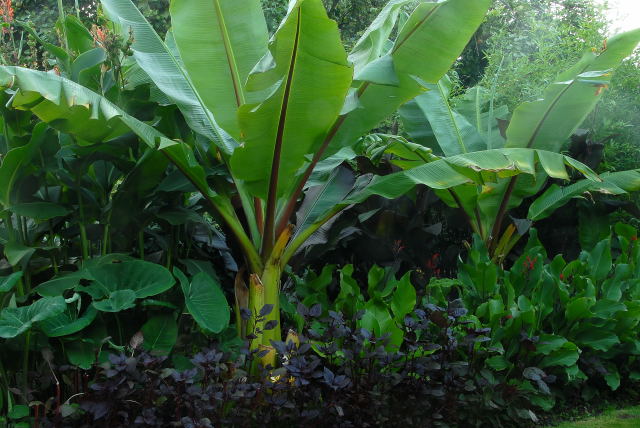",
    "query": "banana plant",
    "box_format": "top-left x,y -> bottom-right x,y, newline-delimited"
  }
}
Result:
0,0 -> 599,353
396,29 -> 640,264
